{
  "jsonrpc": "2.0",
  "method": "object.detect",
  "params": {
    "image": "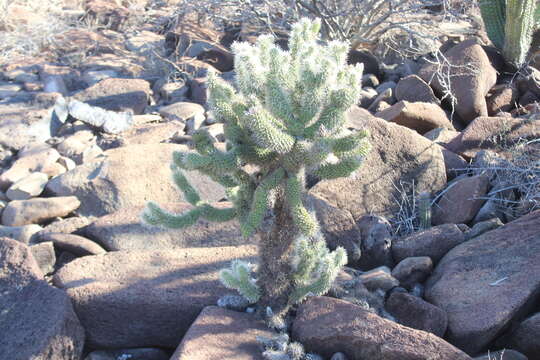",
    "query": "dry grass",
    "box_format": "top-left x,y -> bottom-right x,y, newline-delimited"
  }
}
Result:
0,0 -> 82,64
